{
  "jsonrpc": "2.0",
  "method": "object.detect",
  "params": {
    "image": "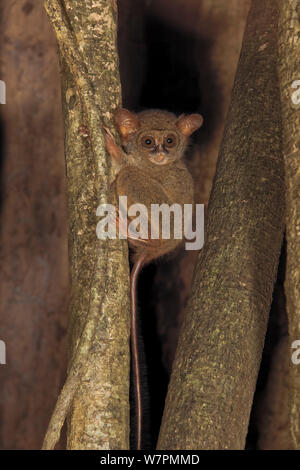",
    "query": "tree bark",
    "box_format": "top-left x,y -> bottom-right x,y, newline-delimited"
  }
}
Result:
0,0 -> 68,449
277,0 -> 300,450
158,0 -> 285,450
42,0 -> 130,450
257,335 -> 293,449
